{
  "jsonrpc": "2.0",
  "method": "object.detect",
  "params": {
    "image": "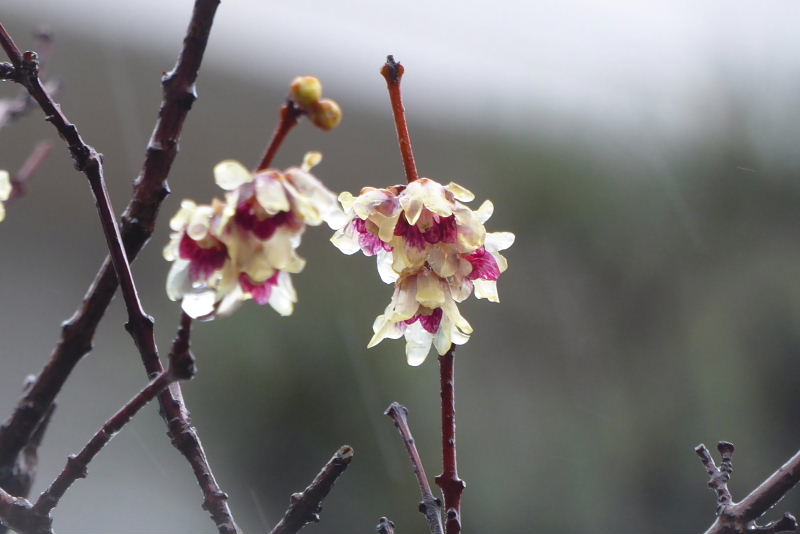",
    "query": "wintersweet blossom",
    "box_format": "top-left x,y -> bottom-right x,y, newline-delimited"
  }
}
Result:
332,177 -> 514,365
164,152 -> 344,320
0,170 -> 11,222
